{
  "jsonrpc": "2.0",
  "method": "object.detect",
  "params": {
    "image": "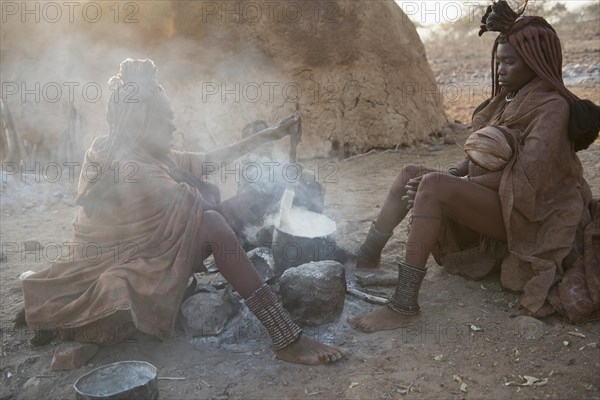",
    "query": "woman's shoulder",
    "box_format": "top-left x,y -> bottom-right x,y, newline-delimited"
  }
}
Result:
523,78 -> 569,110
